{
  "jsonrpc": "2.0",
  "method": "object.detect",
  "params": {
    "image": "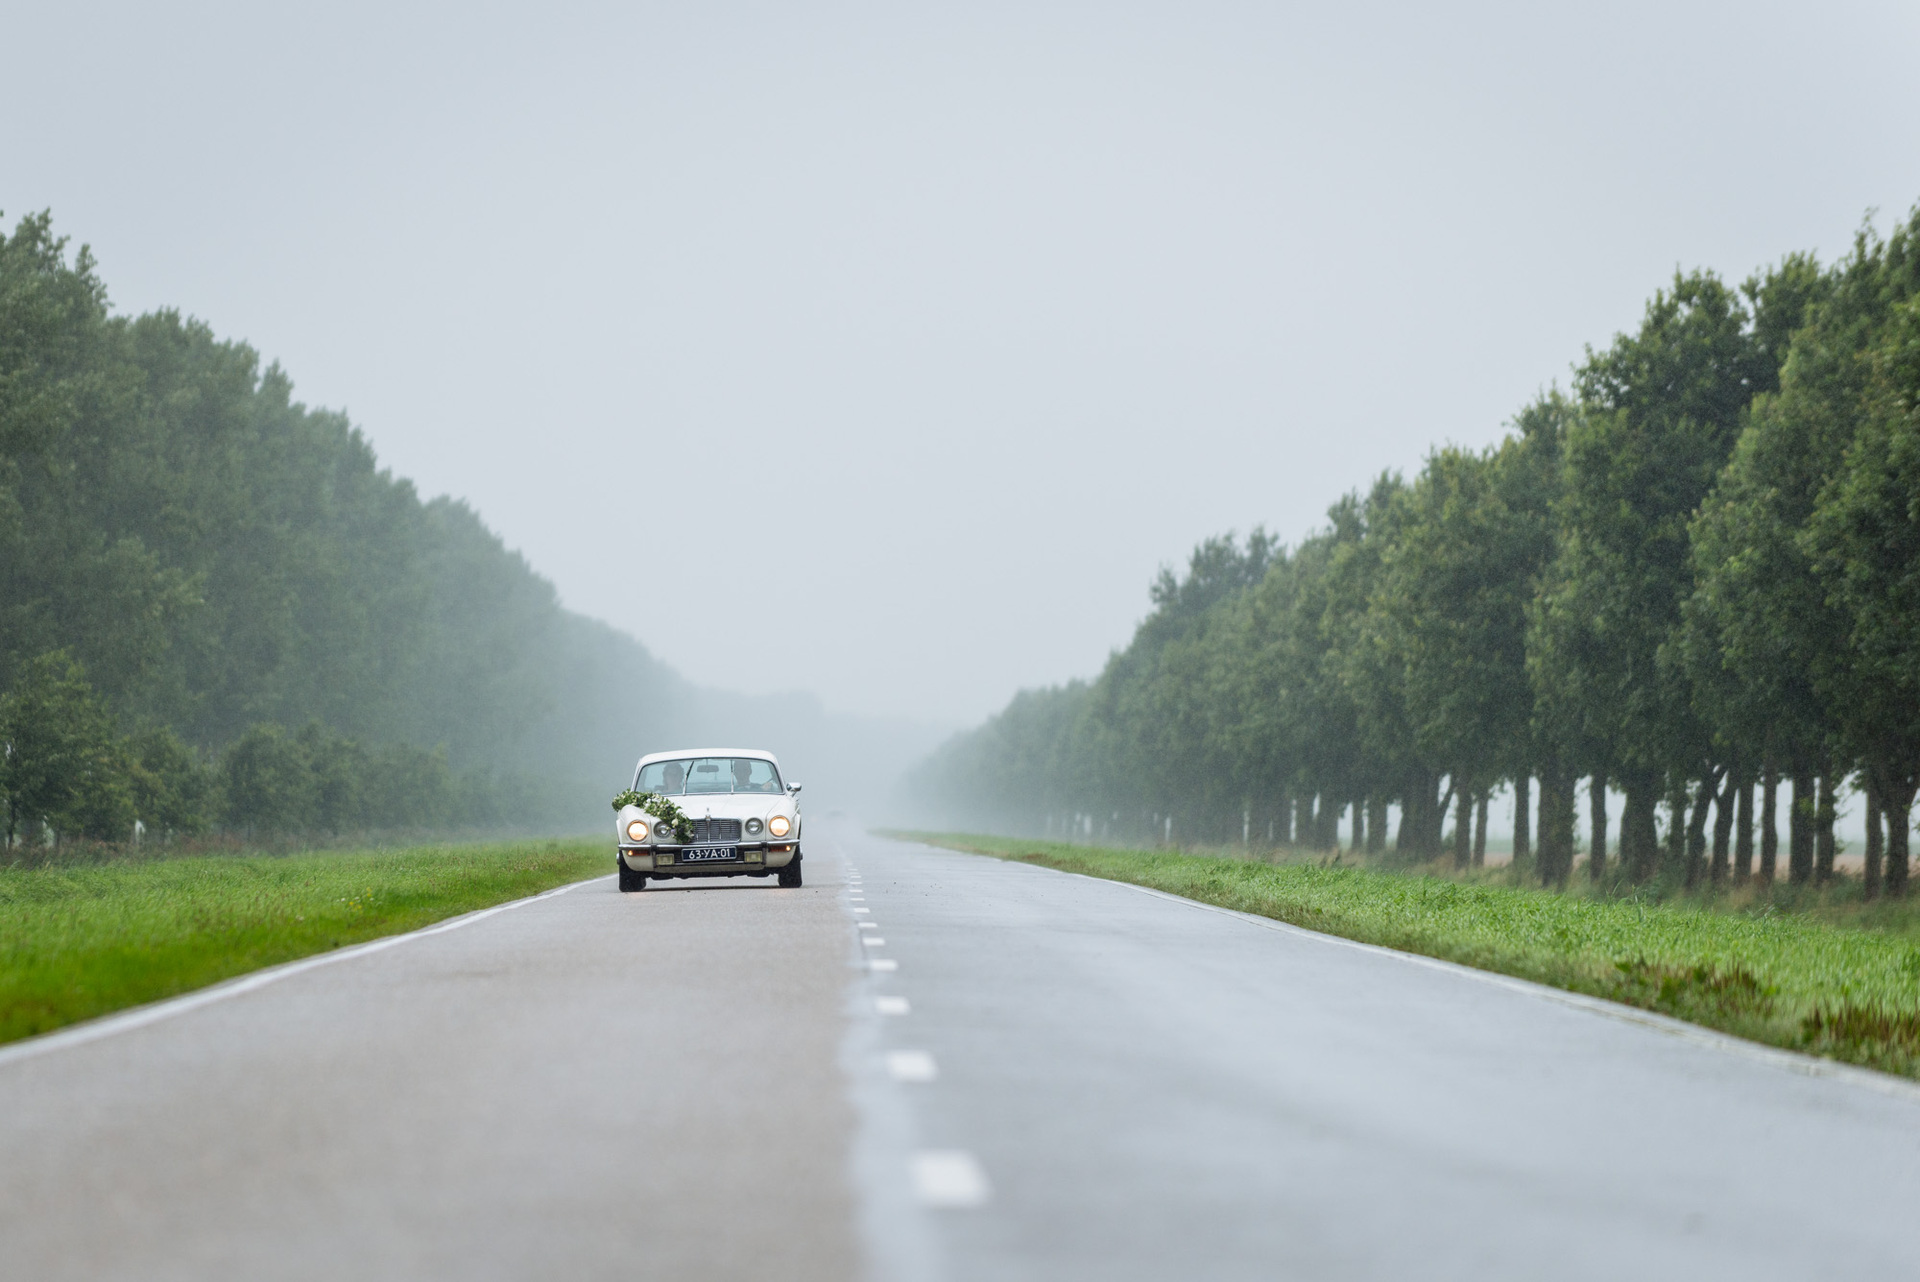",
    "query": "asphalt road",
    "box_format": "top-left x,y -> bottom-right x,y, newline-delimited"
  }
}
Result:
0,865 -> 859,1281
7,824 -> 1920,1280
